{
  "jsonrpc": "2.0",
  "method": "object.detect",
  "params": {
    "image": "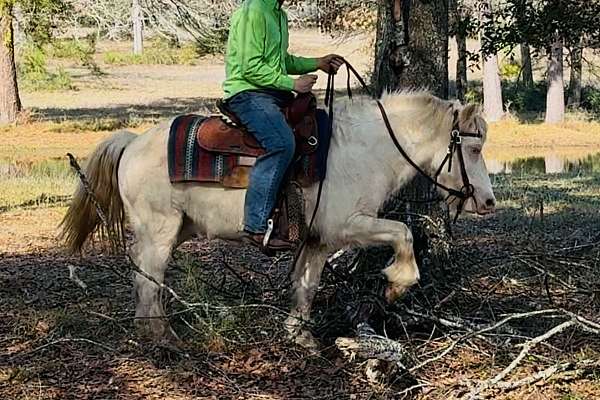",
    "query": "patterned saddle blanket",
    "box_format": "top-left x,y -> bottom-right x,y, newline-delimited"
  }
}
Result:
167,101 -> 331,189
